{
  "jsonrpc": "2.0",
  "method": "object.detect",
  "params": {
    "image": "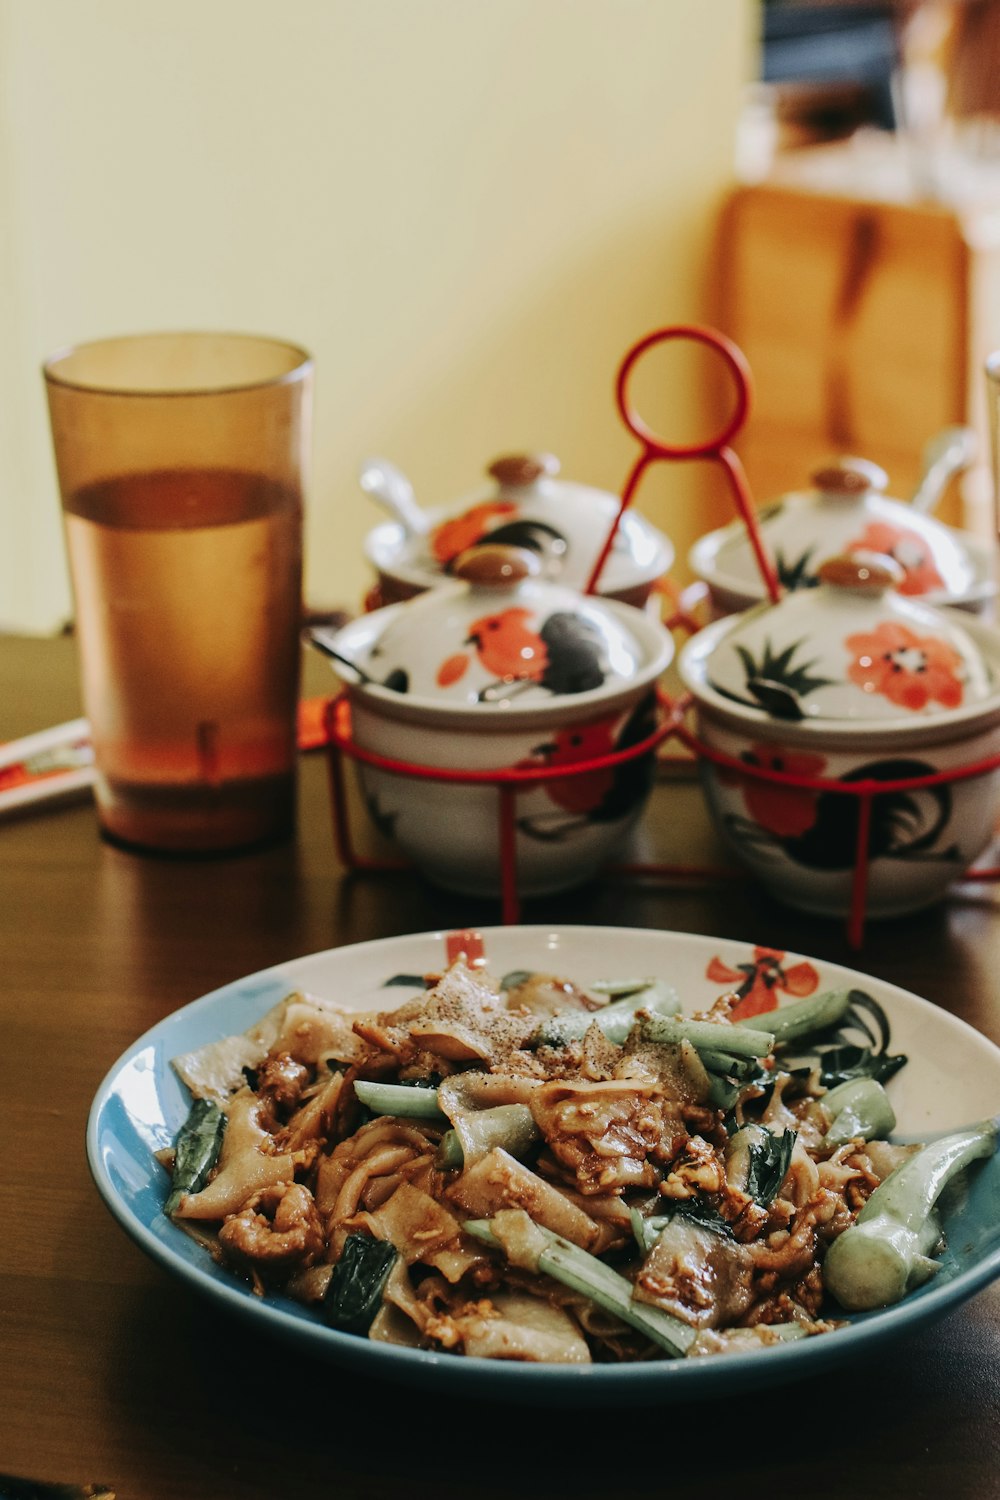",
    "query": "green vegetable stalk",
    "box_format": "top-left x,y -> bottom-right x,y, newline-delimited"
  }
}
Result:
822,1077 -> 896,1146
743,988 -> 853,1044
822,1120 -> 998,1311
165,1097 -> 227,1216
352,1079 -> 447,1121
437,1103 -> 539,1169
639,1014 -> 775,1060
532,980 -> 679,1048
464,1212 -> 696,1357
